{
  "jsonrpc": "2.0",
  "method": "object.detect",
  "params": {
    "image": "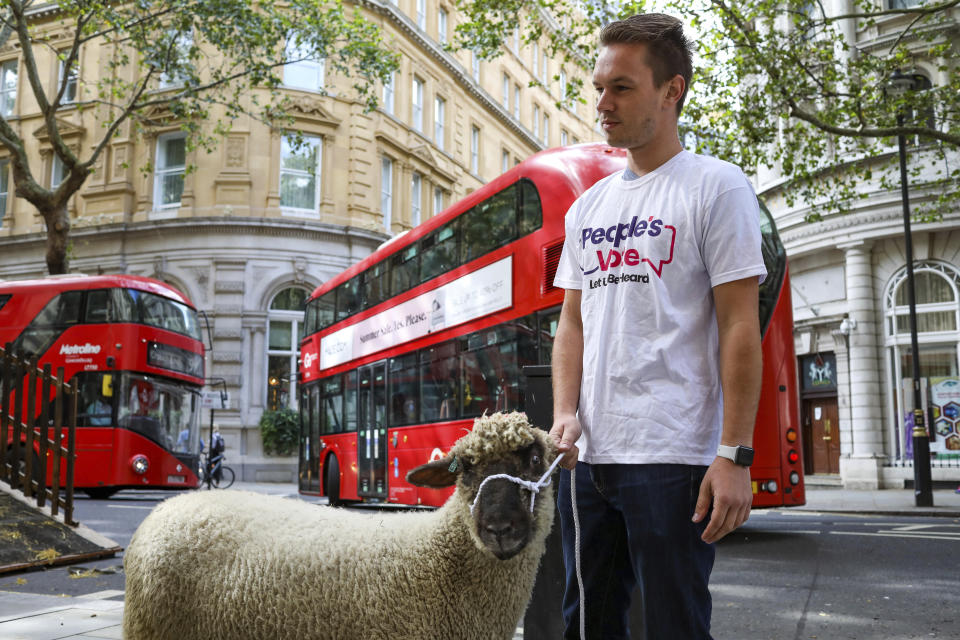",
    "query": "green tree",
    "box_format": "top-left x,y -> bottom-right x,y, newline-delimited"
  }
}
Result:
0,0 -> 398,274
453,0 -> 960,220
